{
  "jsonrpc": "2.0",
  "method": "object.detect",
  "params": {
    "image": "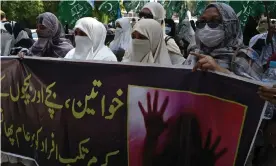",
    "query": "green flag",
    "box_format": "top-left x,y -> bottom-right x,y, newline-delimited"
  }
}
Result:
229,1 -> 276,29
229,1 -> 260,29
193,1 -> 270,30
163,0 -> 184,19
97,0 -> 120,21
57,0 -> 92,29
194,0 -> 207,16
123,0 -> 149,13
